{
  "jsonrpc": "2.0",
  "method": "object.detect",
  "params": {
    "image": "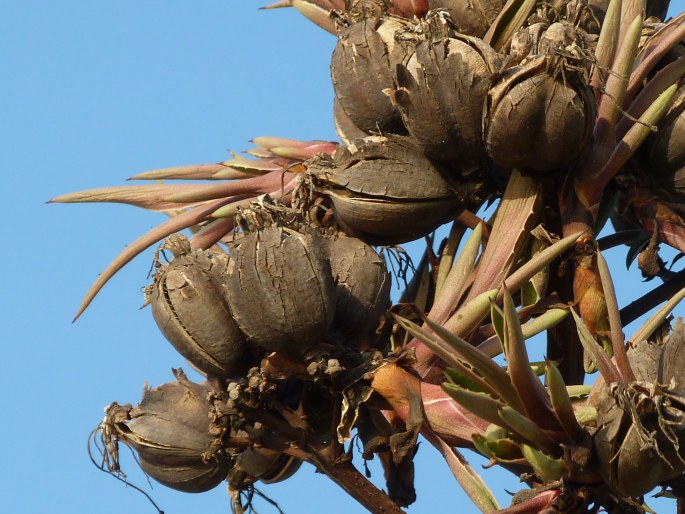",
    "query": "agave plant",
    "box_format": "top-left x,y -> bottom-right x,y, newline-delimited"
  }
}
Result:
54,0 -> 685,512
